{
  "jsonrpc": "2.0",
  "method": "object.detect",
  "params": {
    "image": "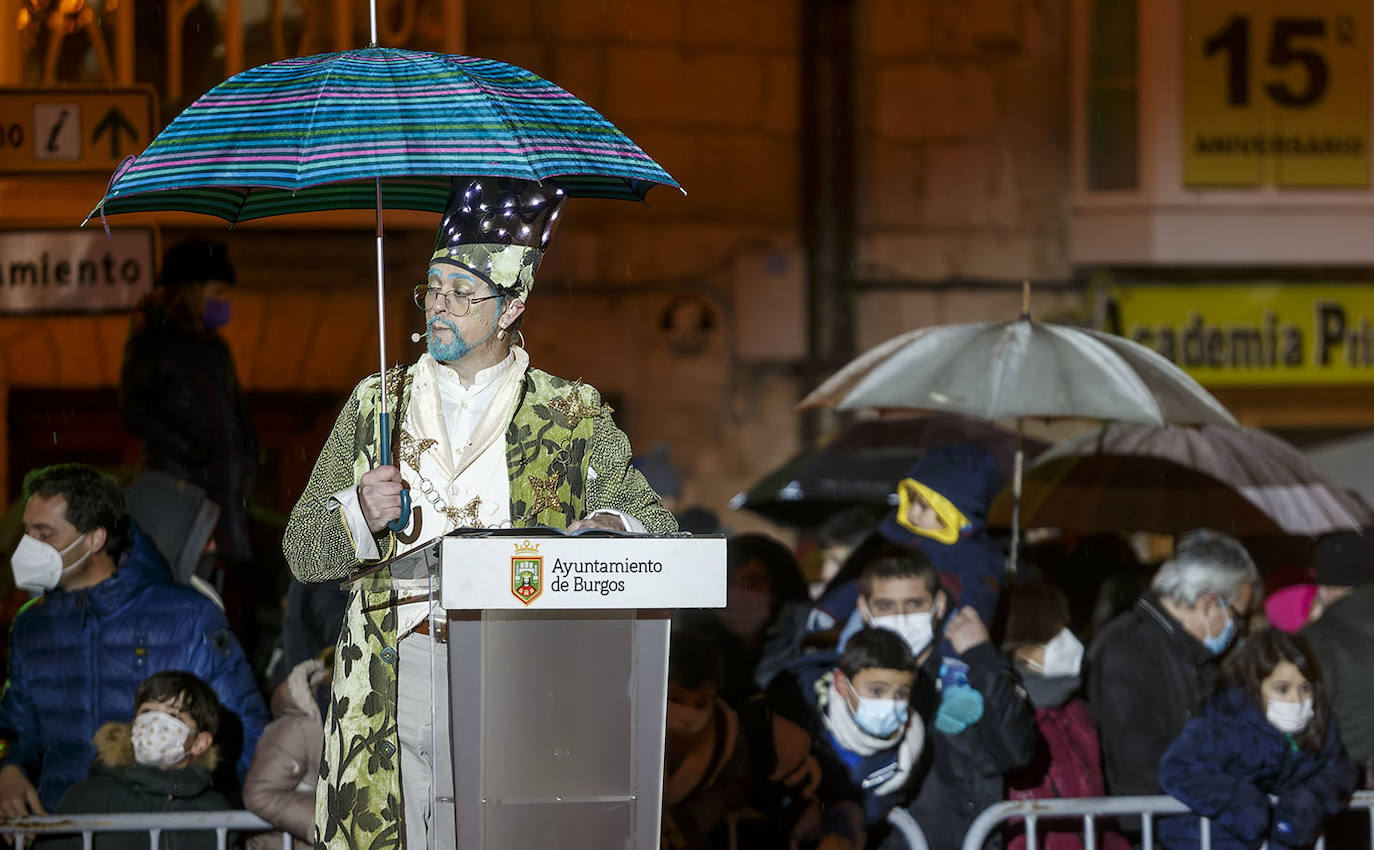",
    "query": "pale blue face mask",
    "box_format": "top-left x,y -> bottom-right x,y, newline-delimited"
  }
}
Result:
852,696 -> 908,738
1202,603 -> 1237,655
